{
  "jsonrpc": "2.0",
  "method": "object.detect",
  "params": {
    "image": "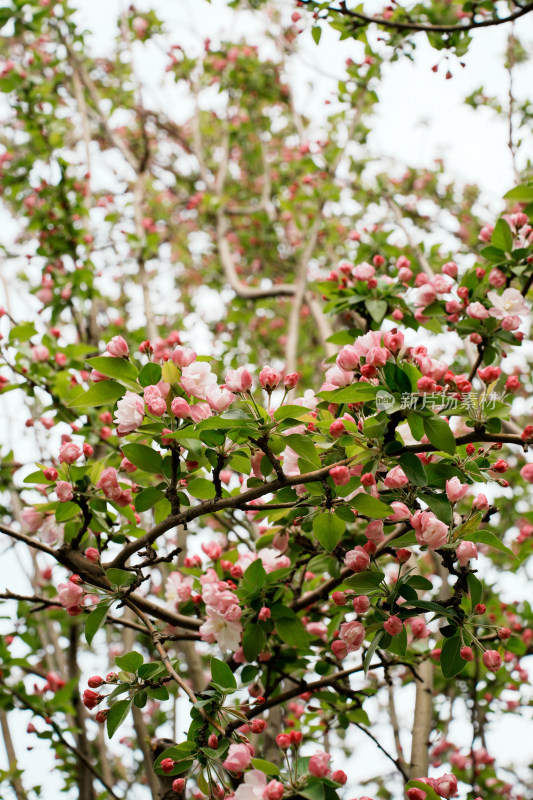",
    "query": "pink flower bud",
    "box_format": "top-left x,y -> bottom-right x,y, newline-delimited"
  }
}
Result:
308,750 -> 331,778
332,770 -> 347,785
264,781 -> 284,800
82,689 -> 102,710
283,372 -> 299,389
56,481 -> 74,502
344,546 -> 370,573
172,346 -> 196,368
259,366 -> 282,391
456,540 -> 477,567
460,646 -> 474,661
160,758 -> 176,774
172,778 -> 186,792
88,676 -> 104,688
225,367 -> 252,393
329,465 -> 350,486
208,734 -> 218,748
59,442 -> 82,464
331,639 -> 348,659
329,420 -> 346,438
384,615 -> 403,636
171,397 -> 191,418
445,476 -> 468,503
332,591 -> 348,606
352,595 -> 370,613
258,607 -> 271,621
85,547 -> 100,563
482,649 -> 502,673
106,336 -> 129,357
